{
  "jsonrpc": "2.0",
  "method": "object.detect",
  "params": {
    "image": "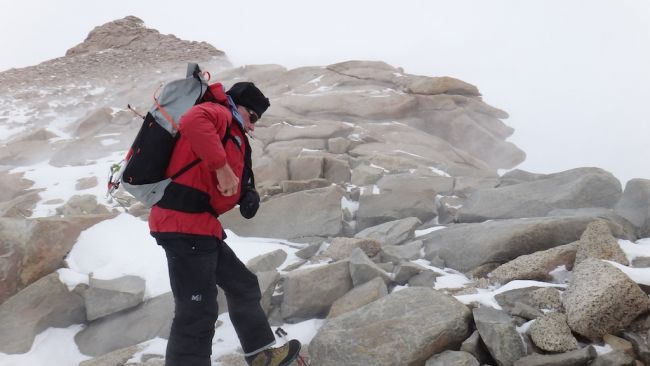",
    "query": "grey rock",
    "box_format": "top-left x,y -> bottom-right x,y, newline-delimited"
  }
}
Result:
75,292 -> 174,357
219,185 -> 344,239
562,259 -> 650,339
56,194 -> 110,216
85,275 -> 146,321
349,248 -> 392,286
281,260 -> 353,322
0,273 -> 86,354
323,157 -> 351,184
327,137 -> 351,154
589,350 -> 636,366
423,216 -> 606,272
574,220 -> 629,266
513,345 -> 597,366
408,271 -> 440,287
246,249 -> 288,273
615,178 -> 650,237
510,302 -> 544,320
546,208 -> 638,241
460,330 -> 492,365
394,262 -> 431,285
457,167 -> 622,222
295,242 -> 322,260
473,306 -> 526,366
530,288 -> 563,311
327,277 -> 387,318
356,174 -> 437,230
425,350 -> 480,366
257,271 -> 281,315
288,156 -> 324,181
494,286 -> 546,313
355,217 -> 422,247
322,237 -> 382,261
309,287 -> 471,366
381,240 -> 423,264
351,164 -> 384,186
79,345 -> 141,366
75,176 -> 99,190
621,331 -> 650,365
281,259 -> 307,272
498,169 -> 548,187
454,176 -> 499,198
488,243 -> 577,285
529,313 -> 578,352
280,178 -> 330,194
